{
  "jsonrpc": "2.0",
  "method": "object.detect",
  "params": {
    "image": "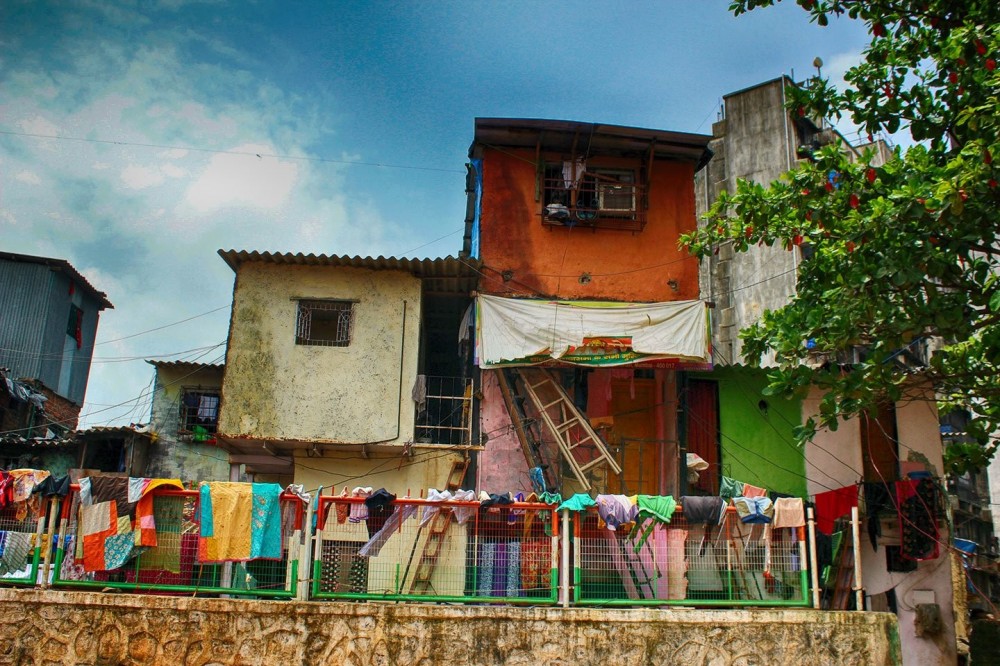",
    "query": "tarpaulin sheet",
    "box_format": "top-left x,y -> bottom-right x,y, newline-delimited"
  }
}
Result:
475,294 -> 710,368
